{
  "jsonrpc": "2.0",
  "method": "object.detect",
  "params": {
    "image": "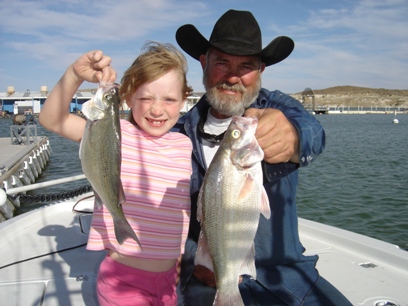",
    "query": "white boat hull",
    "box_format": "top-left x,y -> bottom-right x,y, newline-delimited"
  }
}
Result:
0,194 -> 407,305
0,193 -> 105,306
